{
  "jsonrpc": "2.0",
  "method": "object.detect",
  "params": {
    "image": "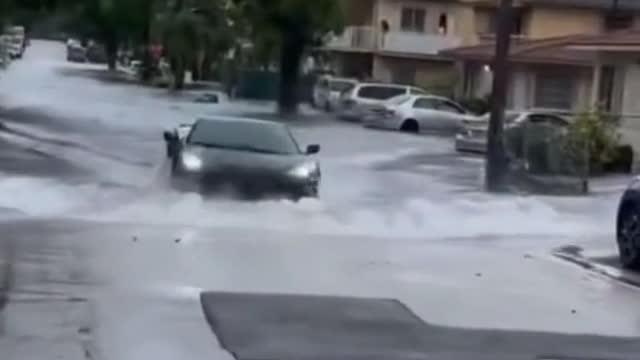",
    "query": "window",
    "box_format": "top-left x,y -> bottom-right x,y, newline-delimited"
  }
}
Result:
437,100 -> 465,114
401,7 -> 426,32
534,71 -> 575,110
357,86 -> 406,100
413,98 -> 439,109
528,114 -> 569,127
